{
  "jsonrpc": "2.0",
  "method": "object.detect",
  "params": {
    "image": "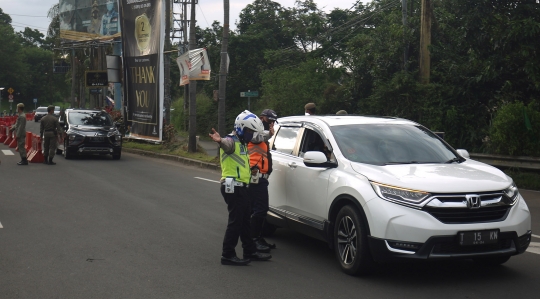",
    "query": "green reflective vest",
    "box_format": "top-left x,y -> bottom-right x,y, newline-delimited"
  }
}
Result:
220,135 -> 250,184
